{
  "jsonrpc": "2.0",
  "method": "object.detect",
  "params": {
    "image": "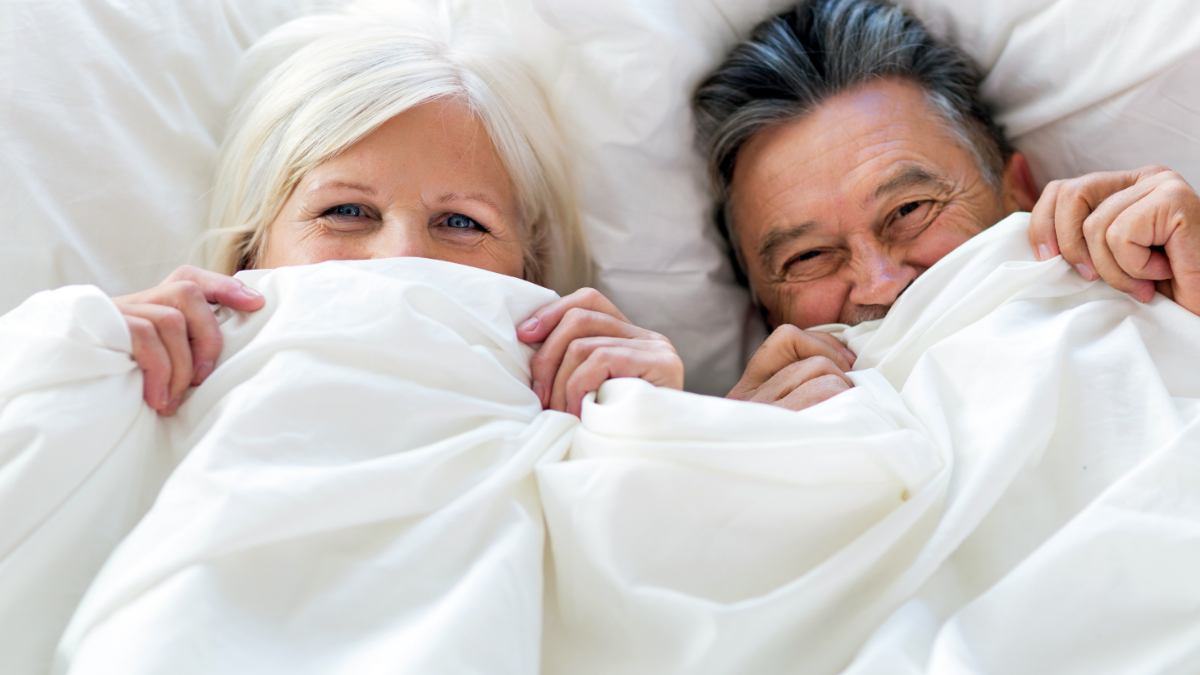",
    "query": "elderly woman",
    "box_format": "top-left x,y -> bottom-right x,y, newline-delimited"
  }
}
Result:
113,9 -> 682,419
0,7 -> 690,673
